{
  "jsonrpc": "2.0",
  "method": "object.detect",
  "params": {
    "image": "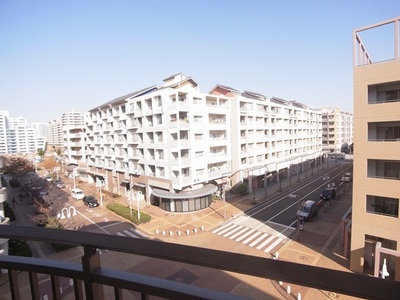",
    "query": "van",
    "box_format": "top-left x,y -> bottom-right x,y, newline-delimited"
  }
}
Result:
297,200 -> 318,221
71,188 -> 85,200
